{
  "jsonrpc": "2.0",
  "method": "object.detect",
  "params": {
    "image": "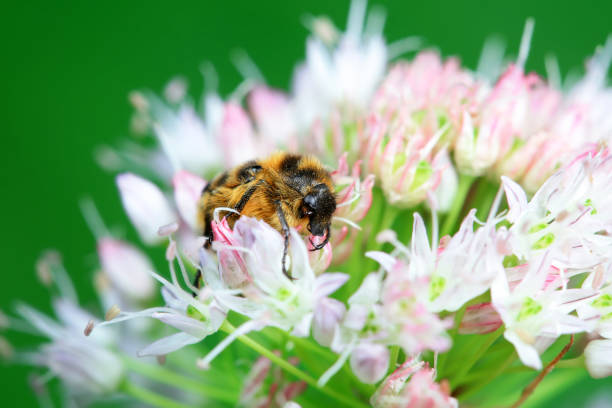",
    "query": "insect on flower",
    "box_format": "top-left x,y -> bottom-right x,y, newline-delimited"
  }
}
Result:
197,152 -> 337,279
